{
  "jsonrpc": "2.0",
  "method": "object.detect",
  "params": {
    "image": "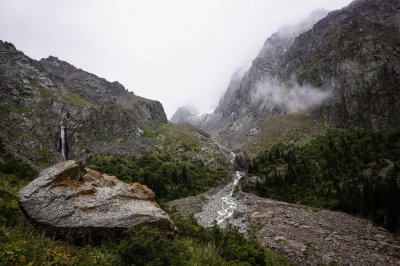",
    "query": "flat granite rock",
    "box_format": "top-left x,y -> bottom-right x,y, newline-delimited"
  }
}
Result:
18,160 -> 175,241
